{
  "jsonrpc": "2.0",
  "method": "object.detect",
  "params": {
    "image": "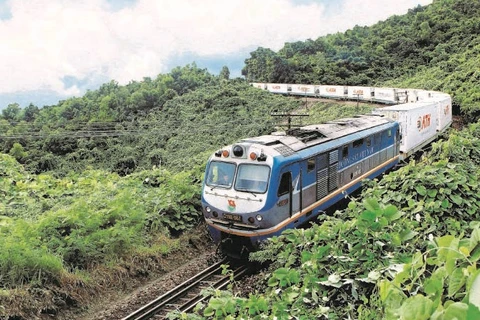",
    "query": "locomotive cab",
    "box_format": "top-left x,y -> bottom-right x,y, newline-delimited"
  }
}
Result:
202,142 -> 279,257
202,143 -> 274,231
